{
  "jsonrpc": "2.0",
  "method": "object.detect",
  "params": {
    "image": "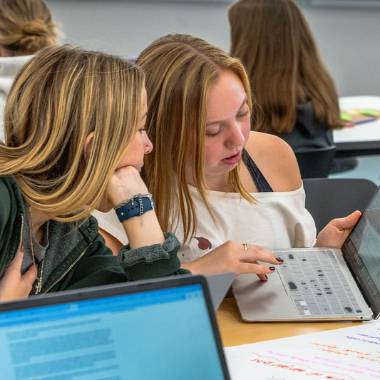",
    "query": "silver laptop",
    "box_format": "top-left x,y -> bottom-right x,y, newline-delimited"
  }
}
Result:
0,276 -> 231,380
233,188 -> 380,322
206,272 -> 235,310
